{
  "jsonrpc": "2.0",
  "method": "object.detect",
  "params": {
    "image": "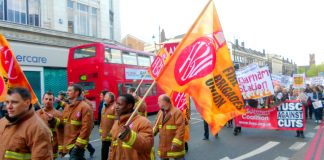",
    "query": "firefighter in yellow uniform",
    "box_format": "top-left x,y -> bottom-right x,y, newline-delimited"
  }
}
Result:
154,94 -> 186,160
